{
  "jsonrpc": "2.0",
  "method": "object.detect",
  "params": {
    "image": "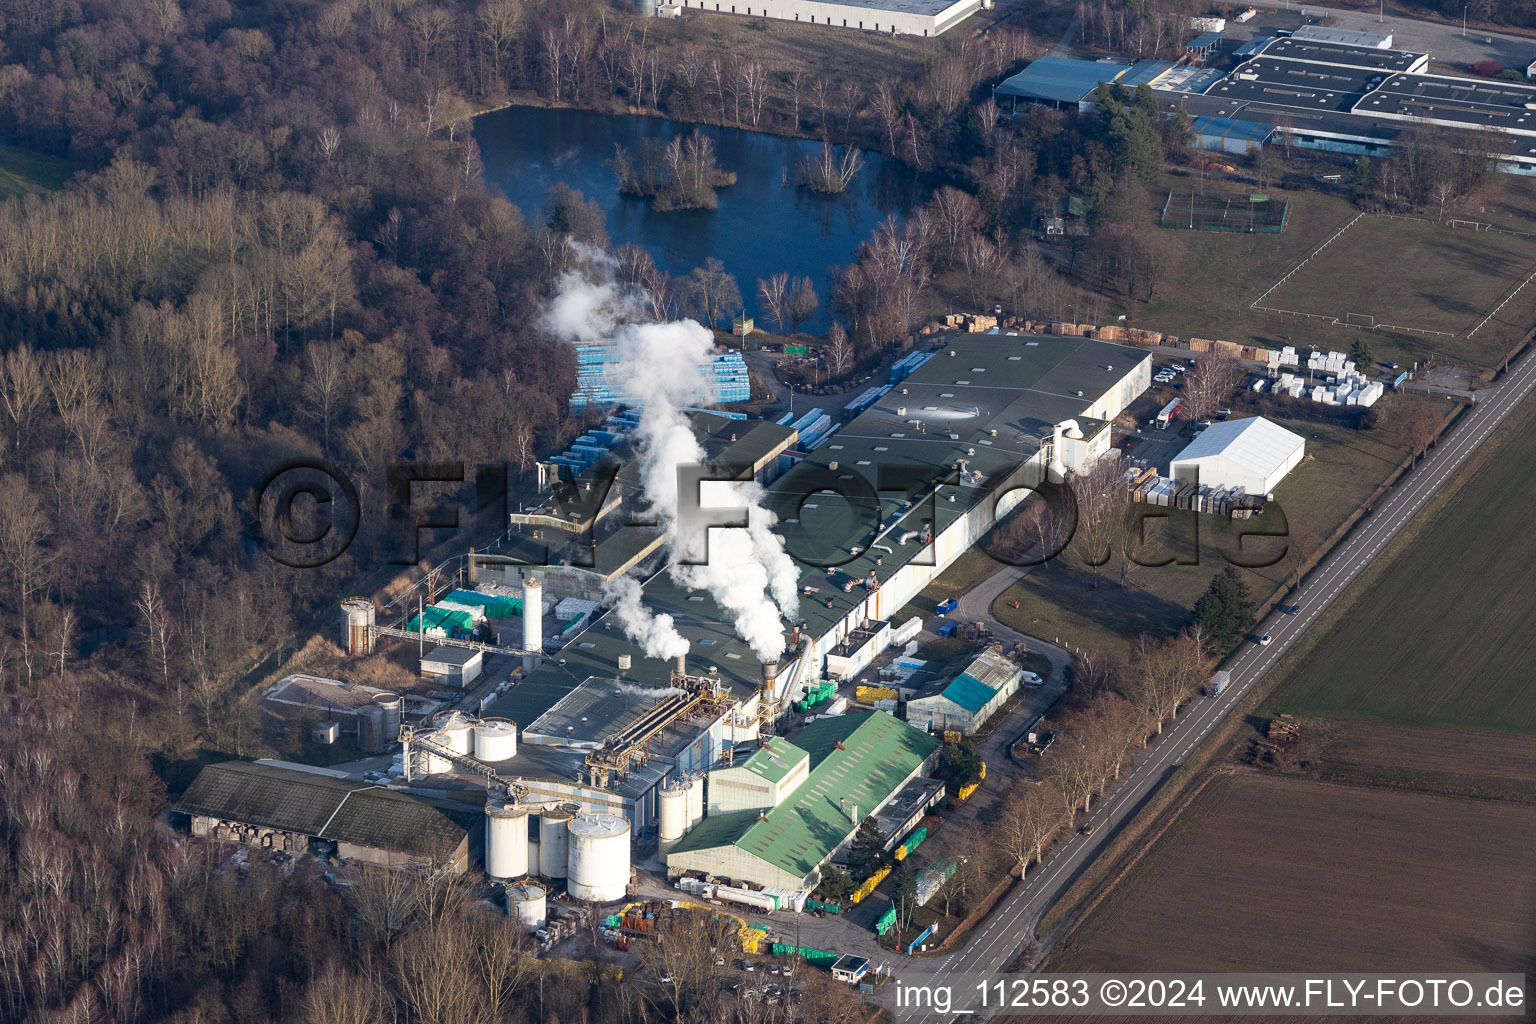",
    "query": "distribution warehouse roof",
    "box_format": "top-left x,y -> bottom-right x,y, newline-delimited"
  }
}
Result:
1171,416 -> 1304,479
670,712 -> 940,880
175,762 -> 468,861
